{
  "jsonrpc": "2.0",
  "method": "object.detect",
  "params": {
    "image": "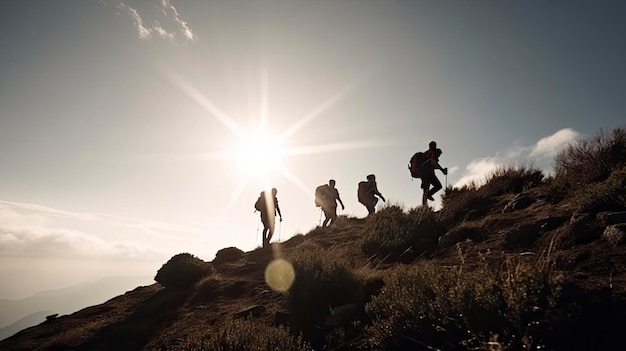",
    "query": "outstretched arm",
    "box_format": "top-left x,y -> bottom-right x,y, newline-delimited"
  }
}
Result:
337,194 -> 345,210
374,184 -> 386,202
